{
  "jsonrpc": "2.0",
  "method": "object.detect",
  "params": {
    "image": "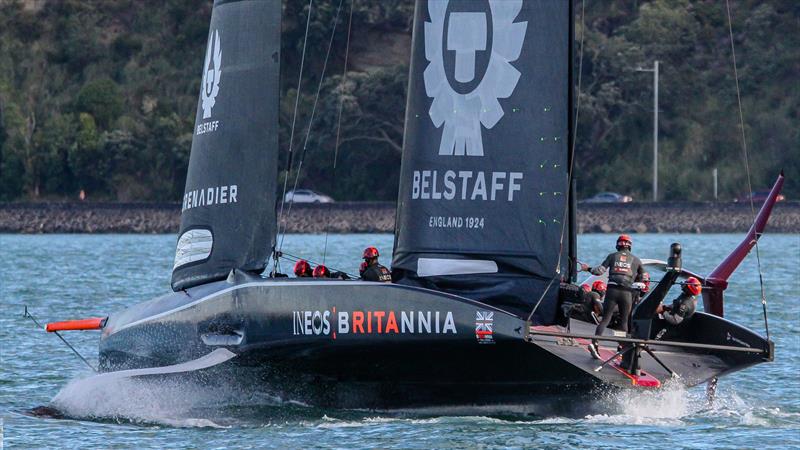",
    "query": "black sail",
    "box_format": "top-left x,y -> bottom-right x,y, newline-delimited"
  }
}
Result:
393,0 -> 572,322
171,0 -> 280,291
